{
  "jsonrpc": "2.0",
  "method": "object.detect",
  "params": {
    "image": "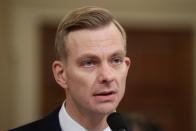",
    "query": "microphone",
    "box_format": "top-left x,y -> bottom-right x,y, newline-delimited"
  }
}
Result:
107,112 -> 130,131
